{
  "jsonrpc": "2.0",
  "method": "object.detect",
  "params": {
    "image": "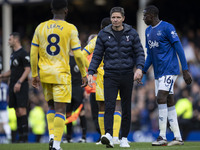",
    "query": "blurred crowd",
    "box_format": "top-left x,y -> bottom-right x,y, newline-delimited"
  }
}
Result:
0,26 -> 200,142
